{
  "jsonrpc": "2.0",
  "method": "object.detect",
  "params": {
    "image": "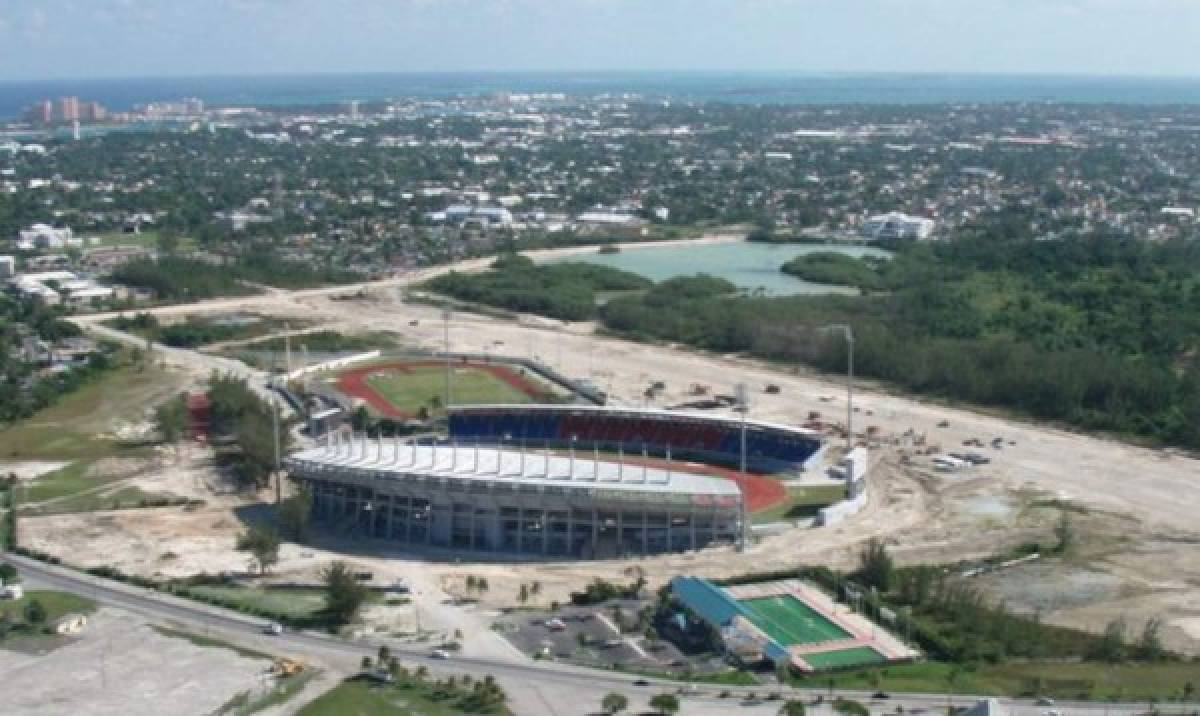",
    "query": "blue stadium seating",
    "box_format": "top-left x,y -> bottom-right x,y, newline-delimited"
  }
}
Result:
448,407 -> 820,473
